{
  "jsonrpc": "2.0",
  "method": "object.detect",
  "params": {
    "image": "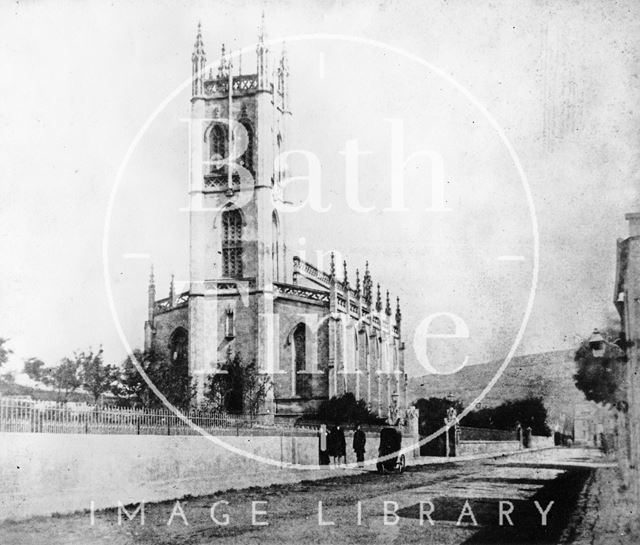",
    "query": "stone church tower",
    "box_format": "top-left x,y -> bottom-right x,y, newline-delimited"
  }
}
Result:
144,19 -> 407,421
